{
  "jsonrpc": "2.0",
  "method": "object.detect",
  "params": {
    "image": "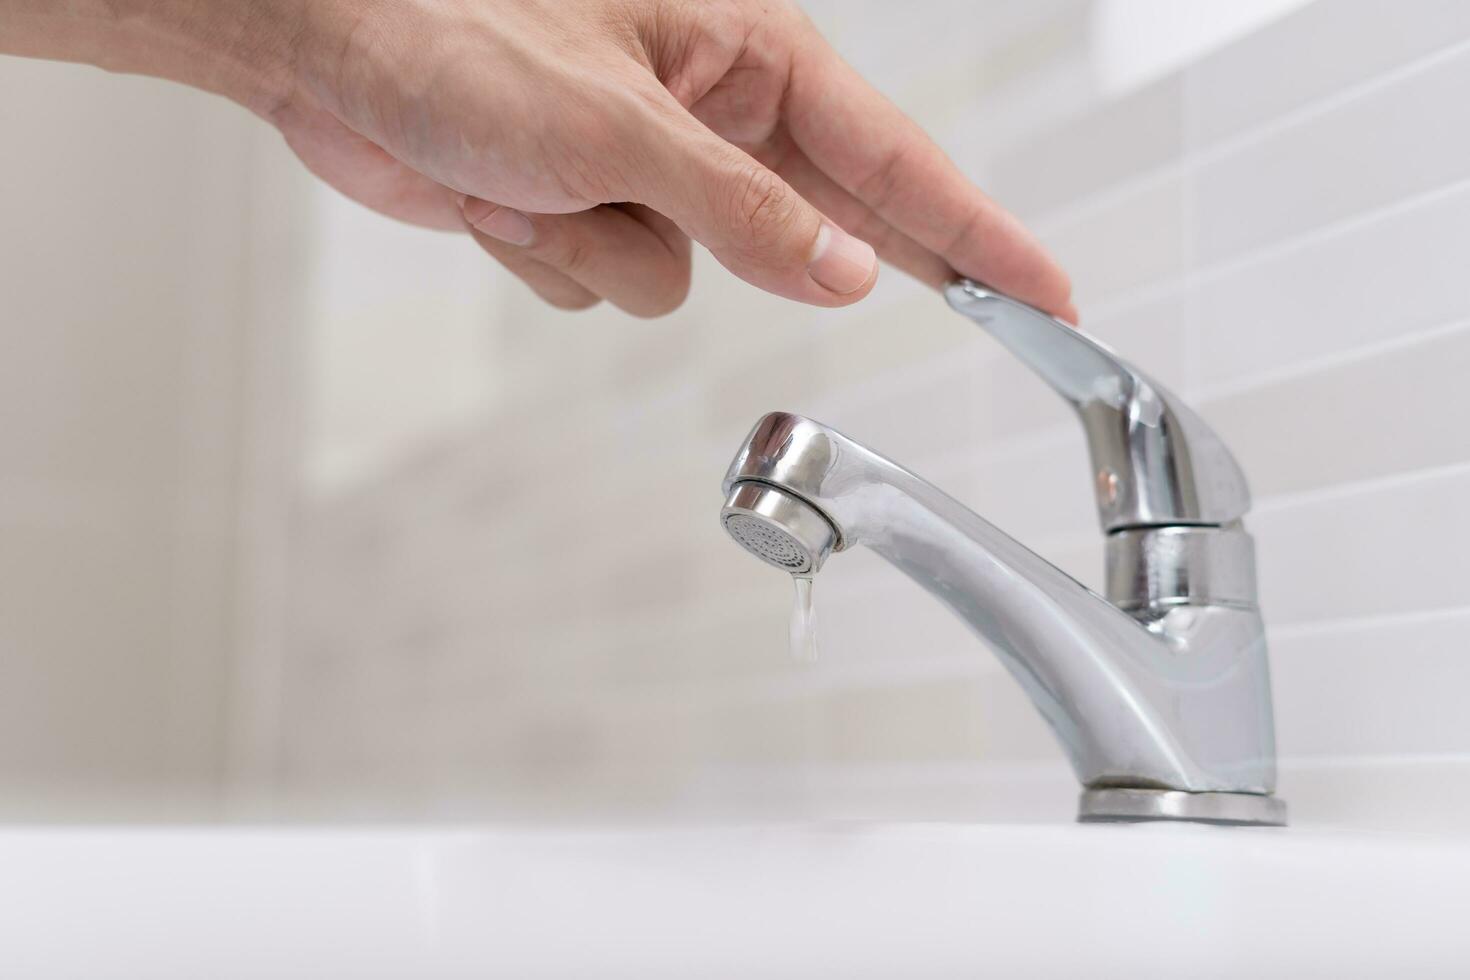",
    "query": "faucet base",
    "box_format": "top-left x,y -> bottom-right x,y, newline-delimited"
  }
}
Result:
1078,788 -> 1287,827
